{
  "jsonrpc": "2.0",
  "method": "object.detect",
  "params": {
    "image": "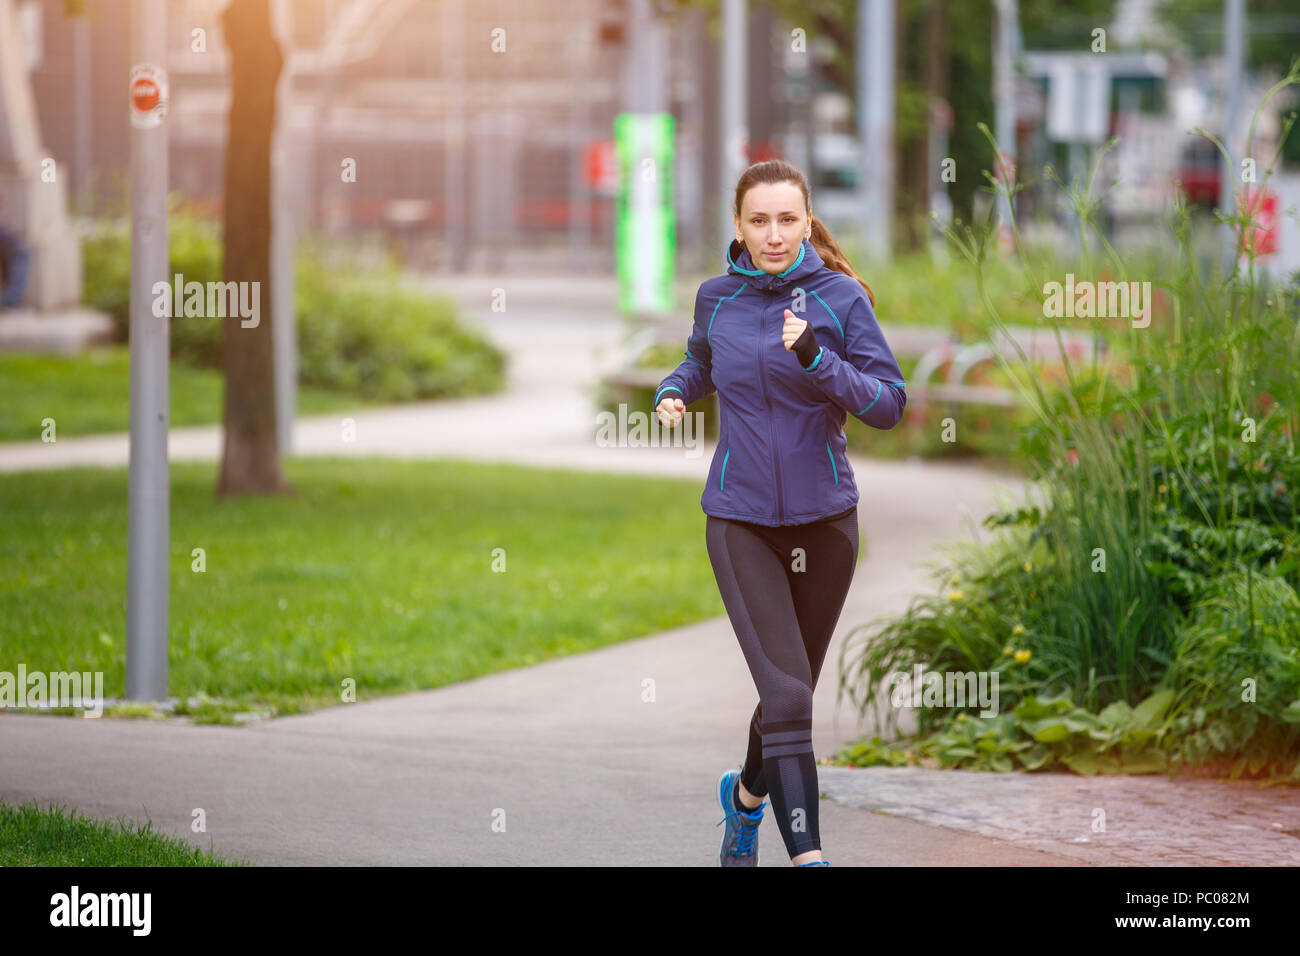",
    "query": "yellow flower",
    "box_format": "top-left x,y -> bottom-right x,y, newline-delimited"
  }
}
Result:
1012,623 -> 1026,636
947,589 -> 964,601
1023,561 -> 1033,573
1002,645 -> 1014,656
1158,484 -> 1167,494
1014,649 -> 1032,663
